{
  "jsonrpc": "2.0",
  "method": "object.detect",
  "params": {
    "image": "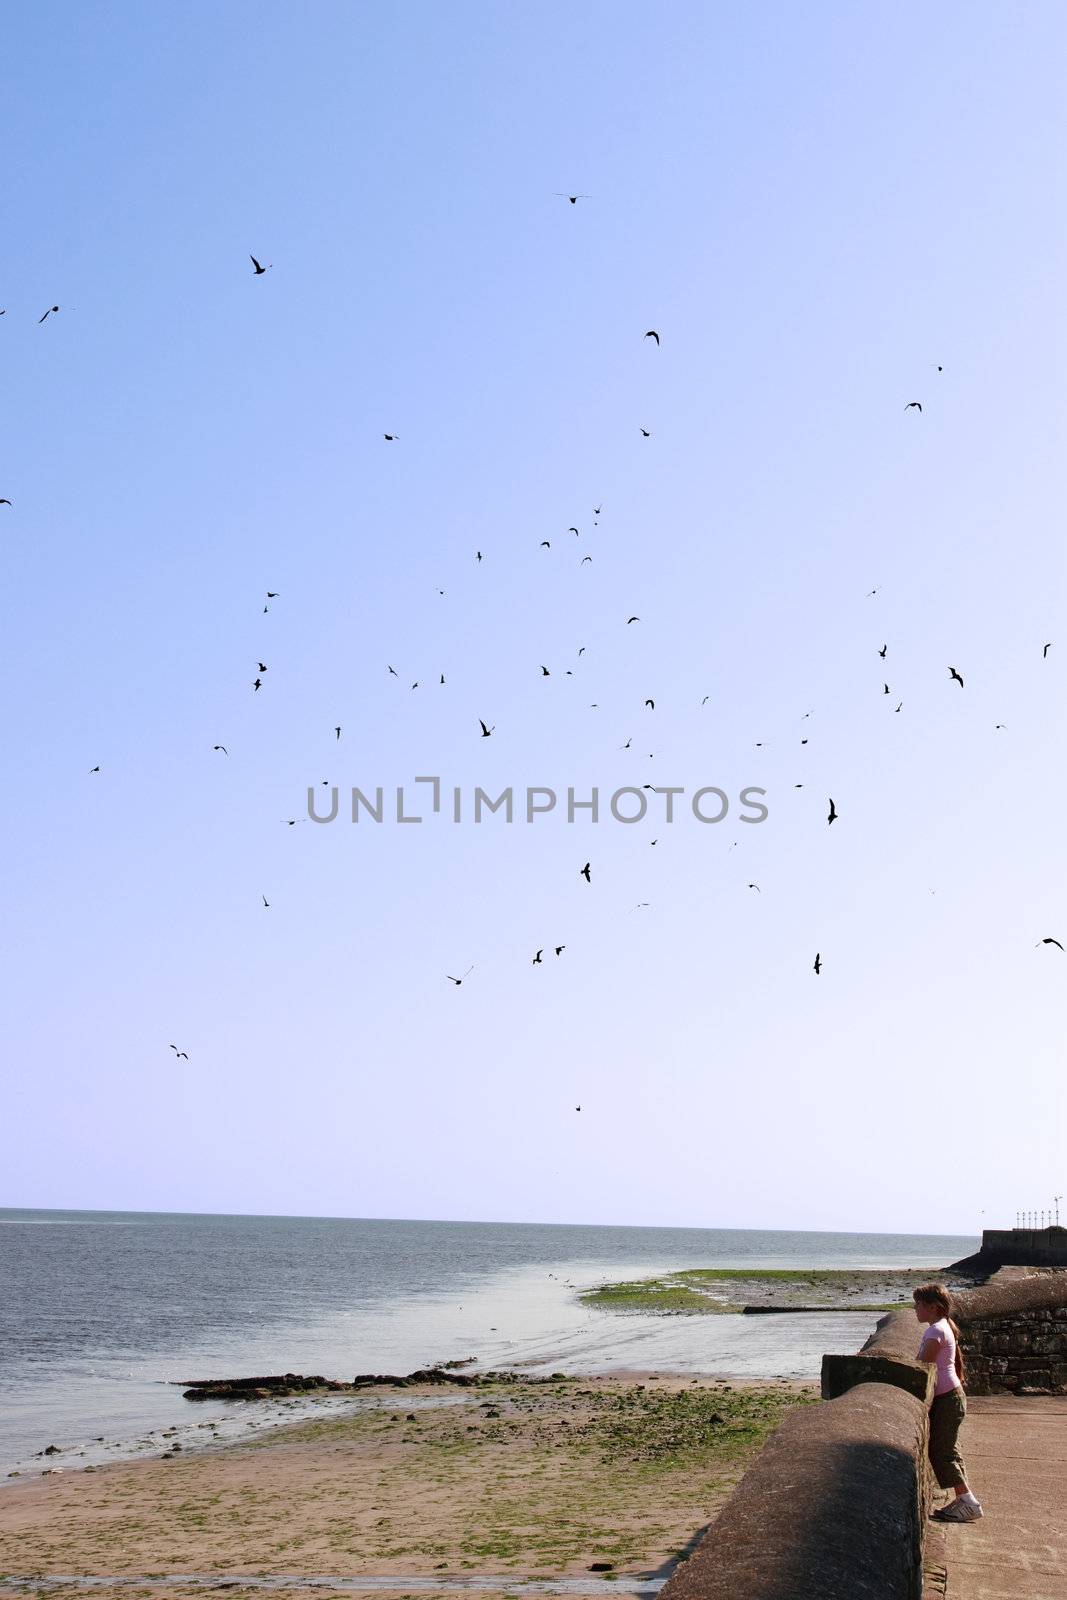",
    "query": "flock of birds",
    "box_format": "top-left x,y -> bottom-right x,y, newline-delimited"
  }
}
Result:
7,219 -> 1062,1073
